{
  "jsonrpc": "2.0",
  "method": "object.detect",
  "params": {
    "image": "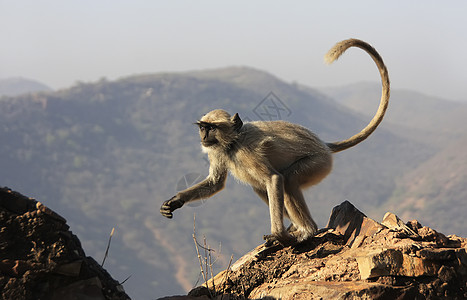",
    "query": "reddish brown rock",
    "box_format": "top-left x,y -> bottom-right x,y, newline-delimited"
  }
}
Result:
190,201 -> 467,299
382,212 -> 418,237
326,200 -> 385,247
